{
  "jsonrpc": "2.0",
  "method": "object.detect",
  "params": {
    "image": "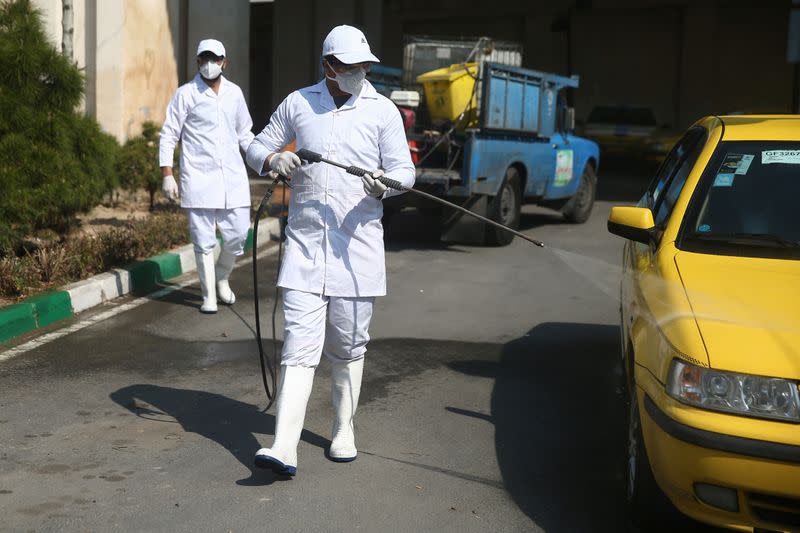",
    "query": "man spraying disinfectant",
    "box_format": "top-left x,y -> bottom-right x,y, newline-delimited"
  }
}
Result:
246,25 -> 415,476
